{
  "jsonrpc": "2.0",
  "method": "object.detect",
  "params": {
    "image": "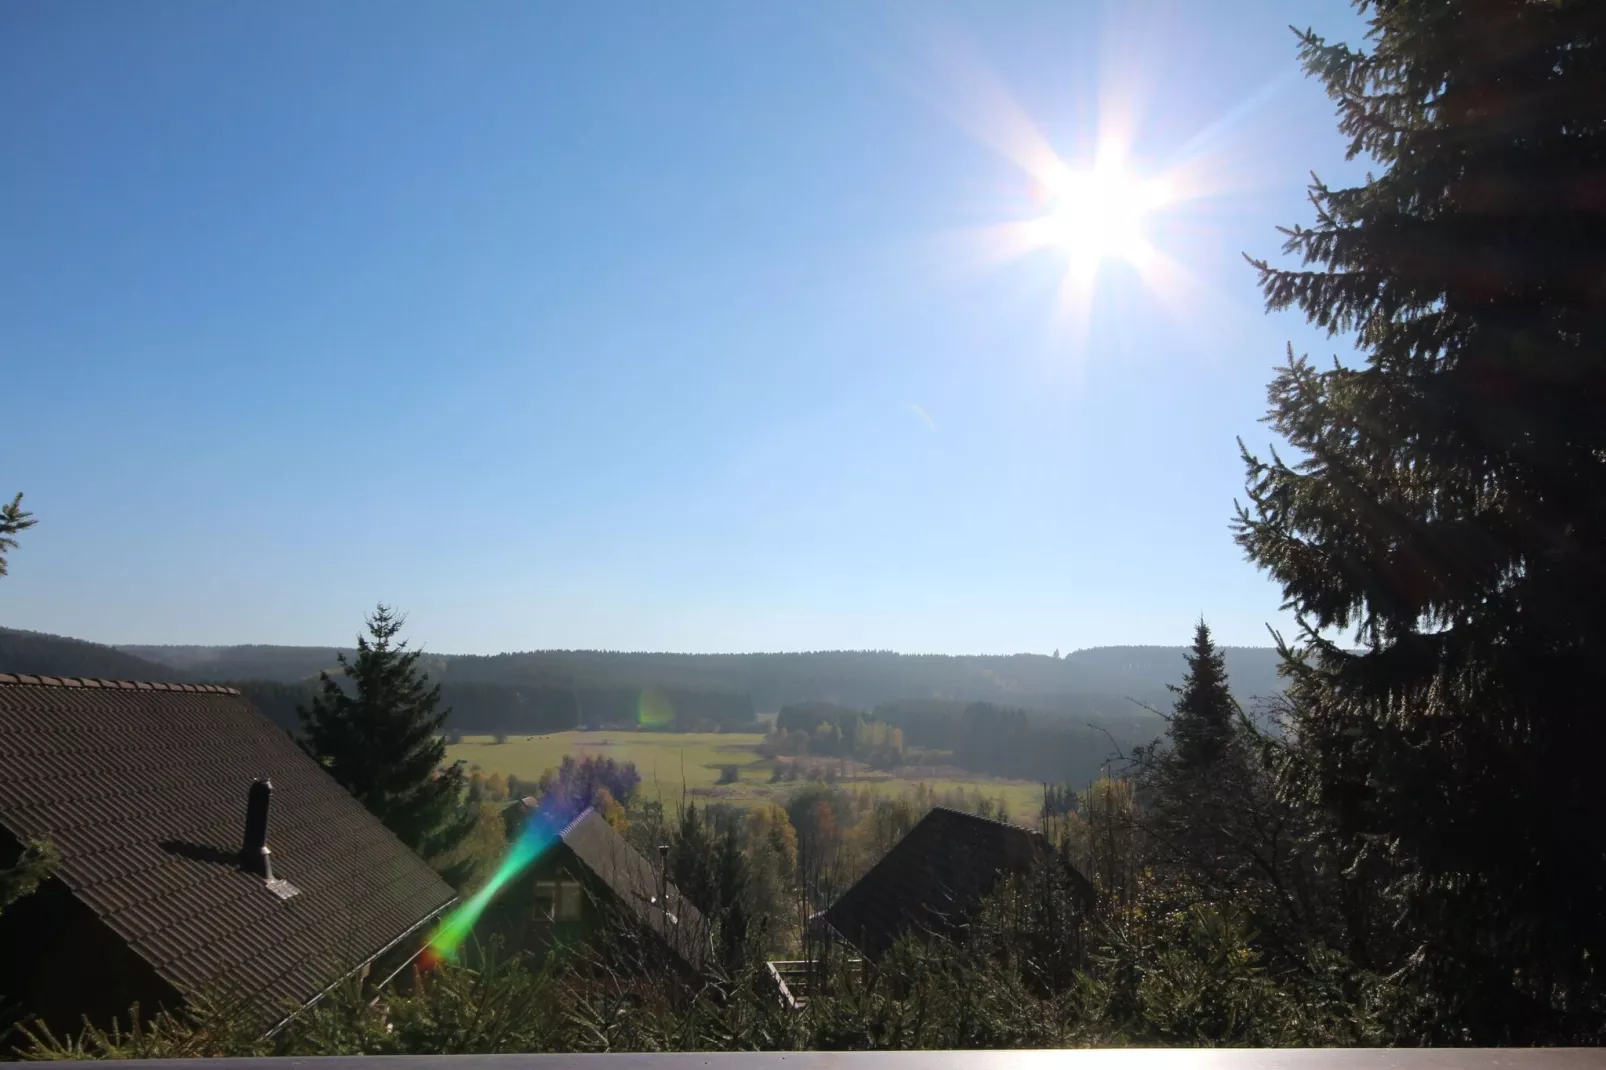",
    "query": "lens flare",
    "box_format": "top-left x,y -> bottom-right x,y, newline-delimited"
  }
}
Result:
423,803 -> 571,965
638,688 -> 674,728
